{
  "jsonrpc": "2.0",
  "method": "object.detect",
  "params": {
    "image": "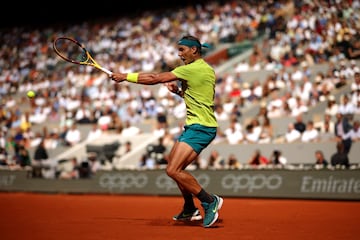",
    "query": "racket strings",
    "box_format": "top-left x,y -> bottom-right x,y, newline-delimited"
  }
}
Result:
55,39 -> 90,64
67,45 -> 88,63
